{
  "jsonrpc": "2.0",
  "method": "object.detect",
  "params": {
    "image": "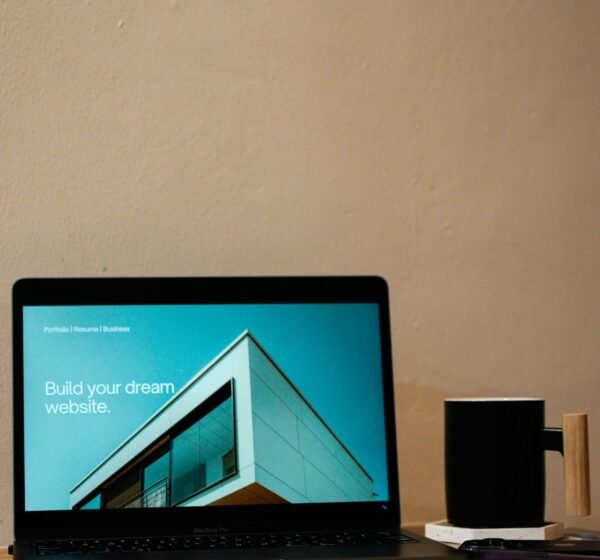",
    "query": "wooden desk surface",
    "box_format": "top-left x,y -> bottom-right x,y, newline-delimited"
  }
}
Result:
0,547 -> 8,560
